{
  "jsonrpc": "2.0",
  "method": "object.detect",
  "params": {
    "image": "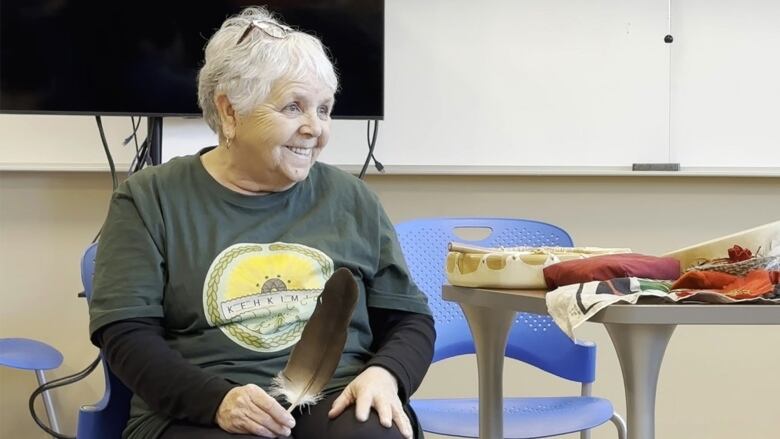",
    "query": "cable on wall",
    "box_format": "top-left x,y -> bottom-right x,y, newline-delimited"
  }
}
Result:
359,119 -> 383,179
